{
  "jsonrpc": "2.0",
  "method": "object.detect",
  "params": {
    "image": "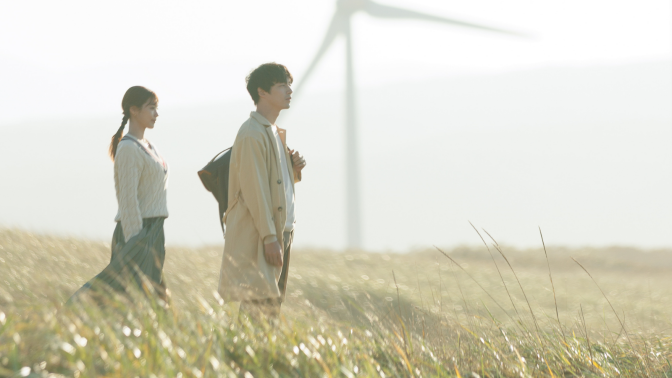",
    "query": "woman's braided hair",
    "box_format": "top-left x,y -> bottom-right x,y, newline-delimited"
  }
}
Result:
108,86 -> 158,161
